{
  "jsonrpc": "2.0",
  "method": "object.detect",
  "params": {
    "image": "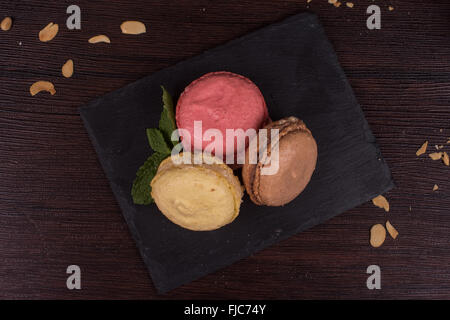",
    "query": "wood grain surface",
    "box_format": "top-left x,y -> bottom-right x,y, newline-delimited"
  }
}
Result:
0,0 -> 449,299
